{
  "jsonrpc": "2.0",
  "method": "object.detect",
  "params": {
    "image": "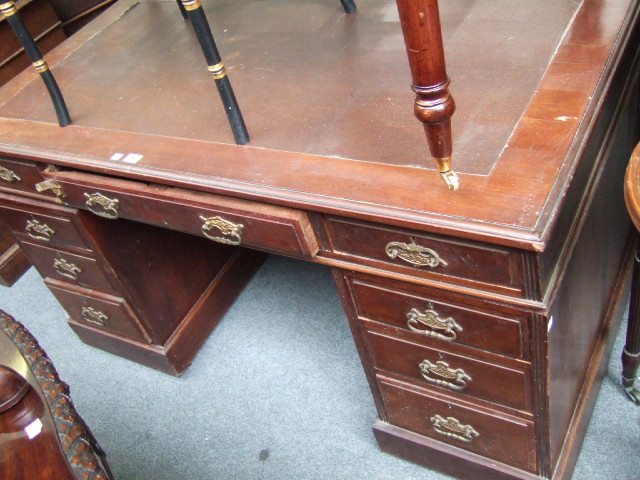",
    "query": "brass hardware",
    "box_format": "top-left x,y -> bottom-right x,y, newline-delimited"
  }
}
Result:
181,0 -> 202,11
208,62 -> 227,80
32,59 -> 49,74
0,166 -> 20,183
419,359 -> 471,391
199,215 -> 243,245
385,239 -> 447,268
80,307 -> 109,327
25,218 -> 54,241
430,415 -> 479,443
0,1 -> 17,17
84,192 -> 120,219
53,258 -> 82,280
35,179 -> 64,196
434,156 -> 459,191
406,307 -> 462,341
